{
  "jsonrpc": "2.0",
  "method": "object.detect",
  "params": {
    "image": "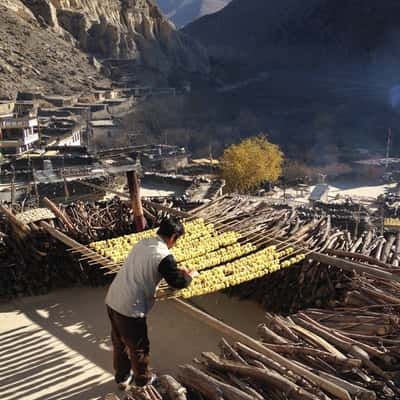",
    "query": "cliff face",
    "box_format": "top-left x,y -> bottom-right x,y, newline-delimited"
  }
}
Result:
0,0 -> 208,97
22,0 -> 209,73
